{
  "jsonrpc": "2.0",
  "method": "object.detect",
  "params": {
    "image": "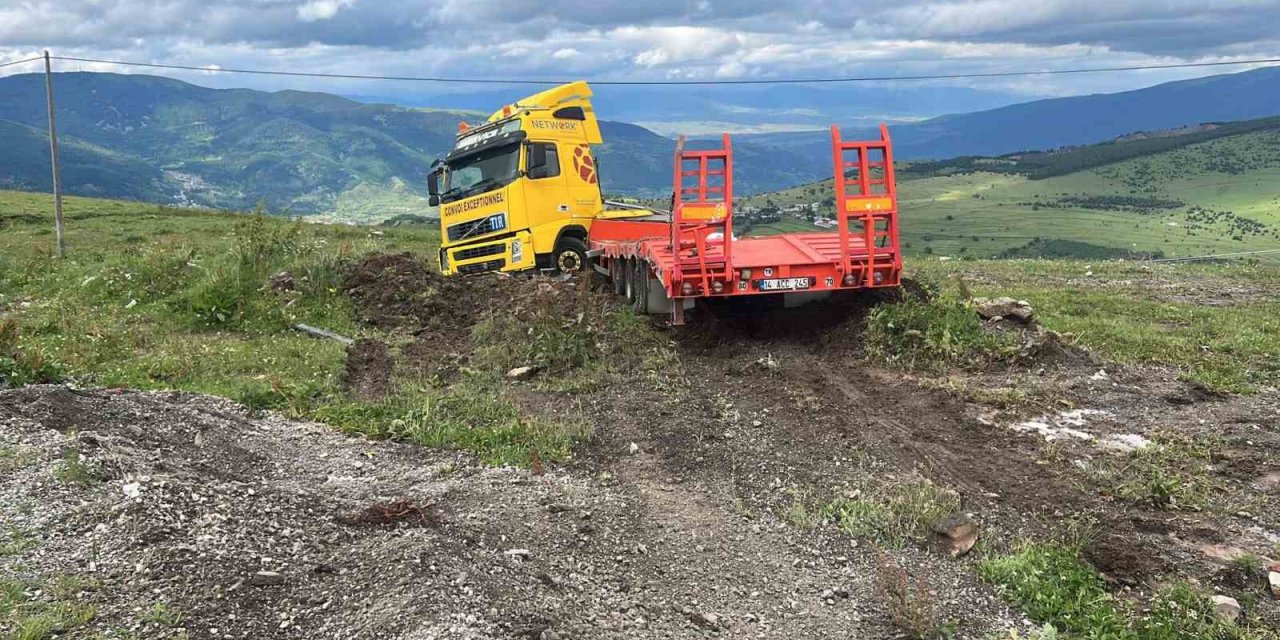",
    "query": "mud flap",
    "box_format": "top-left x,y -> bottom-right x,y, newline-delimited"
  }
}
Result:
643,280 -> 693,315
